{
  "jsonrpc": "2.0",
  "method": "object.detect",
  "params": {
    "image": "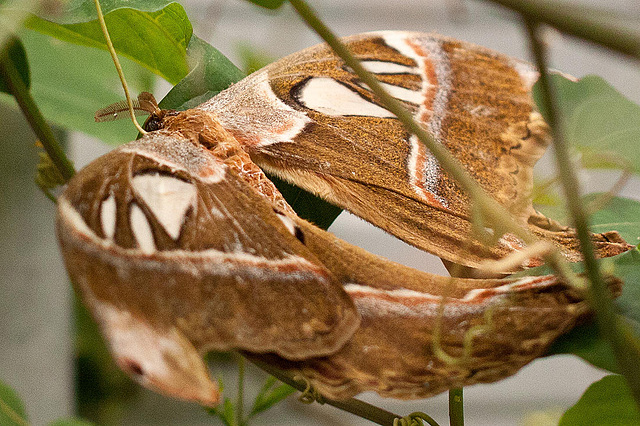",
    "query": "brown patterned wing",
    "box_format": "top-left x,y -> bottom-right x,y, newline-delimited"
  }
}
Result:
200,31 -> 630,269
56,131 -> 359,404
249,218 -> 621,400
